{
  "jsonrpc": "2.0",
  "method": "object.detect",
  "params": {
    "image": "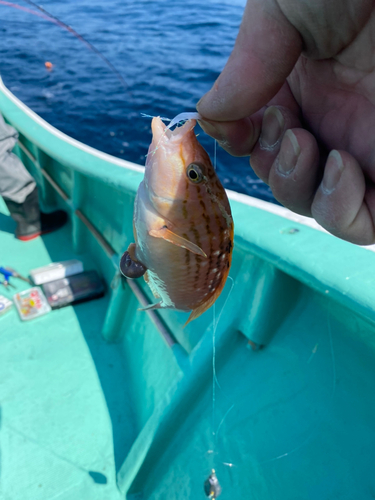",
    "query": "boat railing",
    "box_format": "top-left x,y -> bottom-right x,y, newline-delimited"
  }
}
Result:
0,77 -> 180,351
